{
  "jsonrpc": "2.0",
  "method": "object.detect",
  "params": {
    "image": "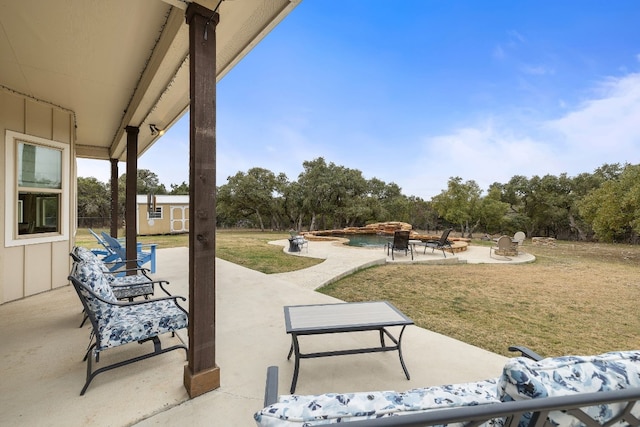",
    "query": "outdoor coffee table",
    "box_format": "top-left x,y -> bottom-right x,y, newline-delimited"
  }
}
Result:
284,300 -> 414,393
